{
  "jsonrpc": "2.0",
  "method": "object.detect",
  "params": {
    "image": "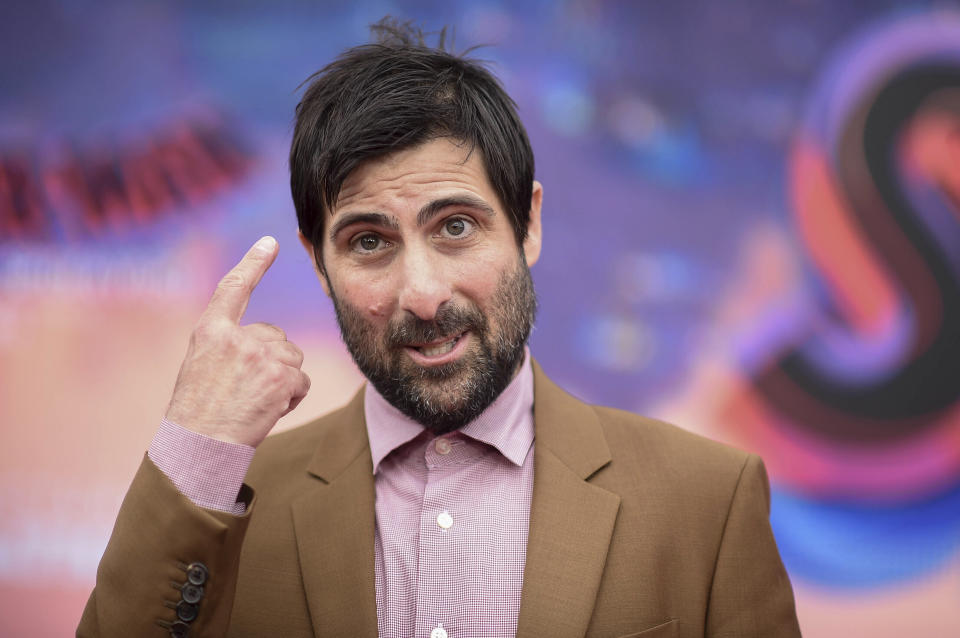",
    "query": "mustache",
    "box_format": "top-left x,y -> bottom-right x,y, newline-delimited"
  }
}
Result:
387,303 -> 486,346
